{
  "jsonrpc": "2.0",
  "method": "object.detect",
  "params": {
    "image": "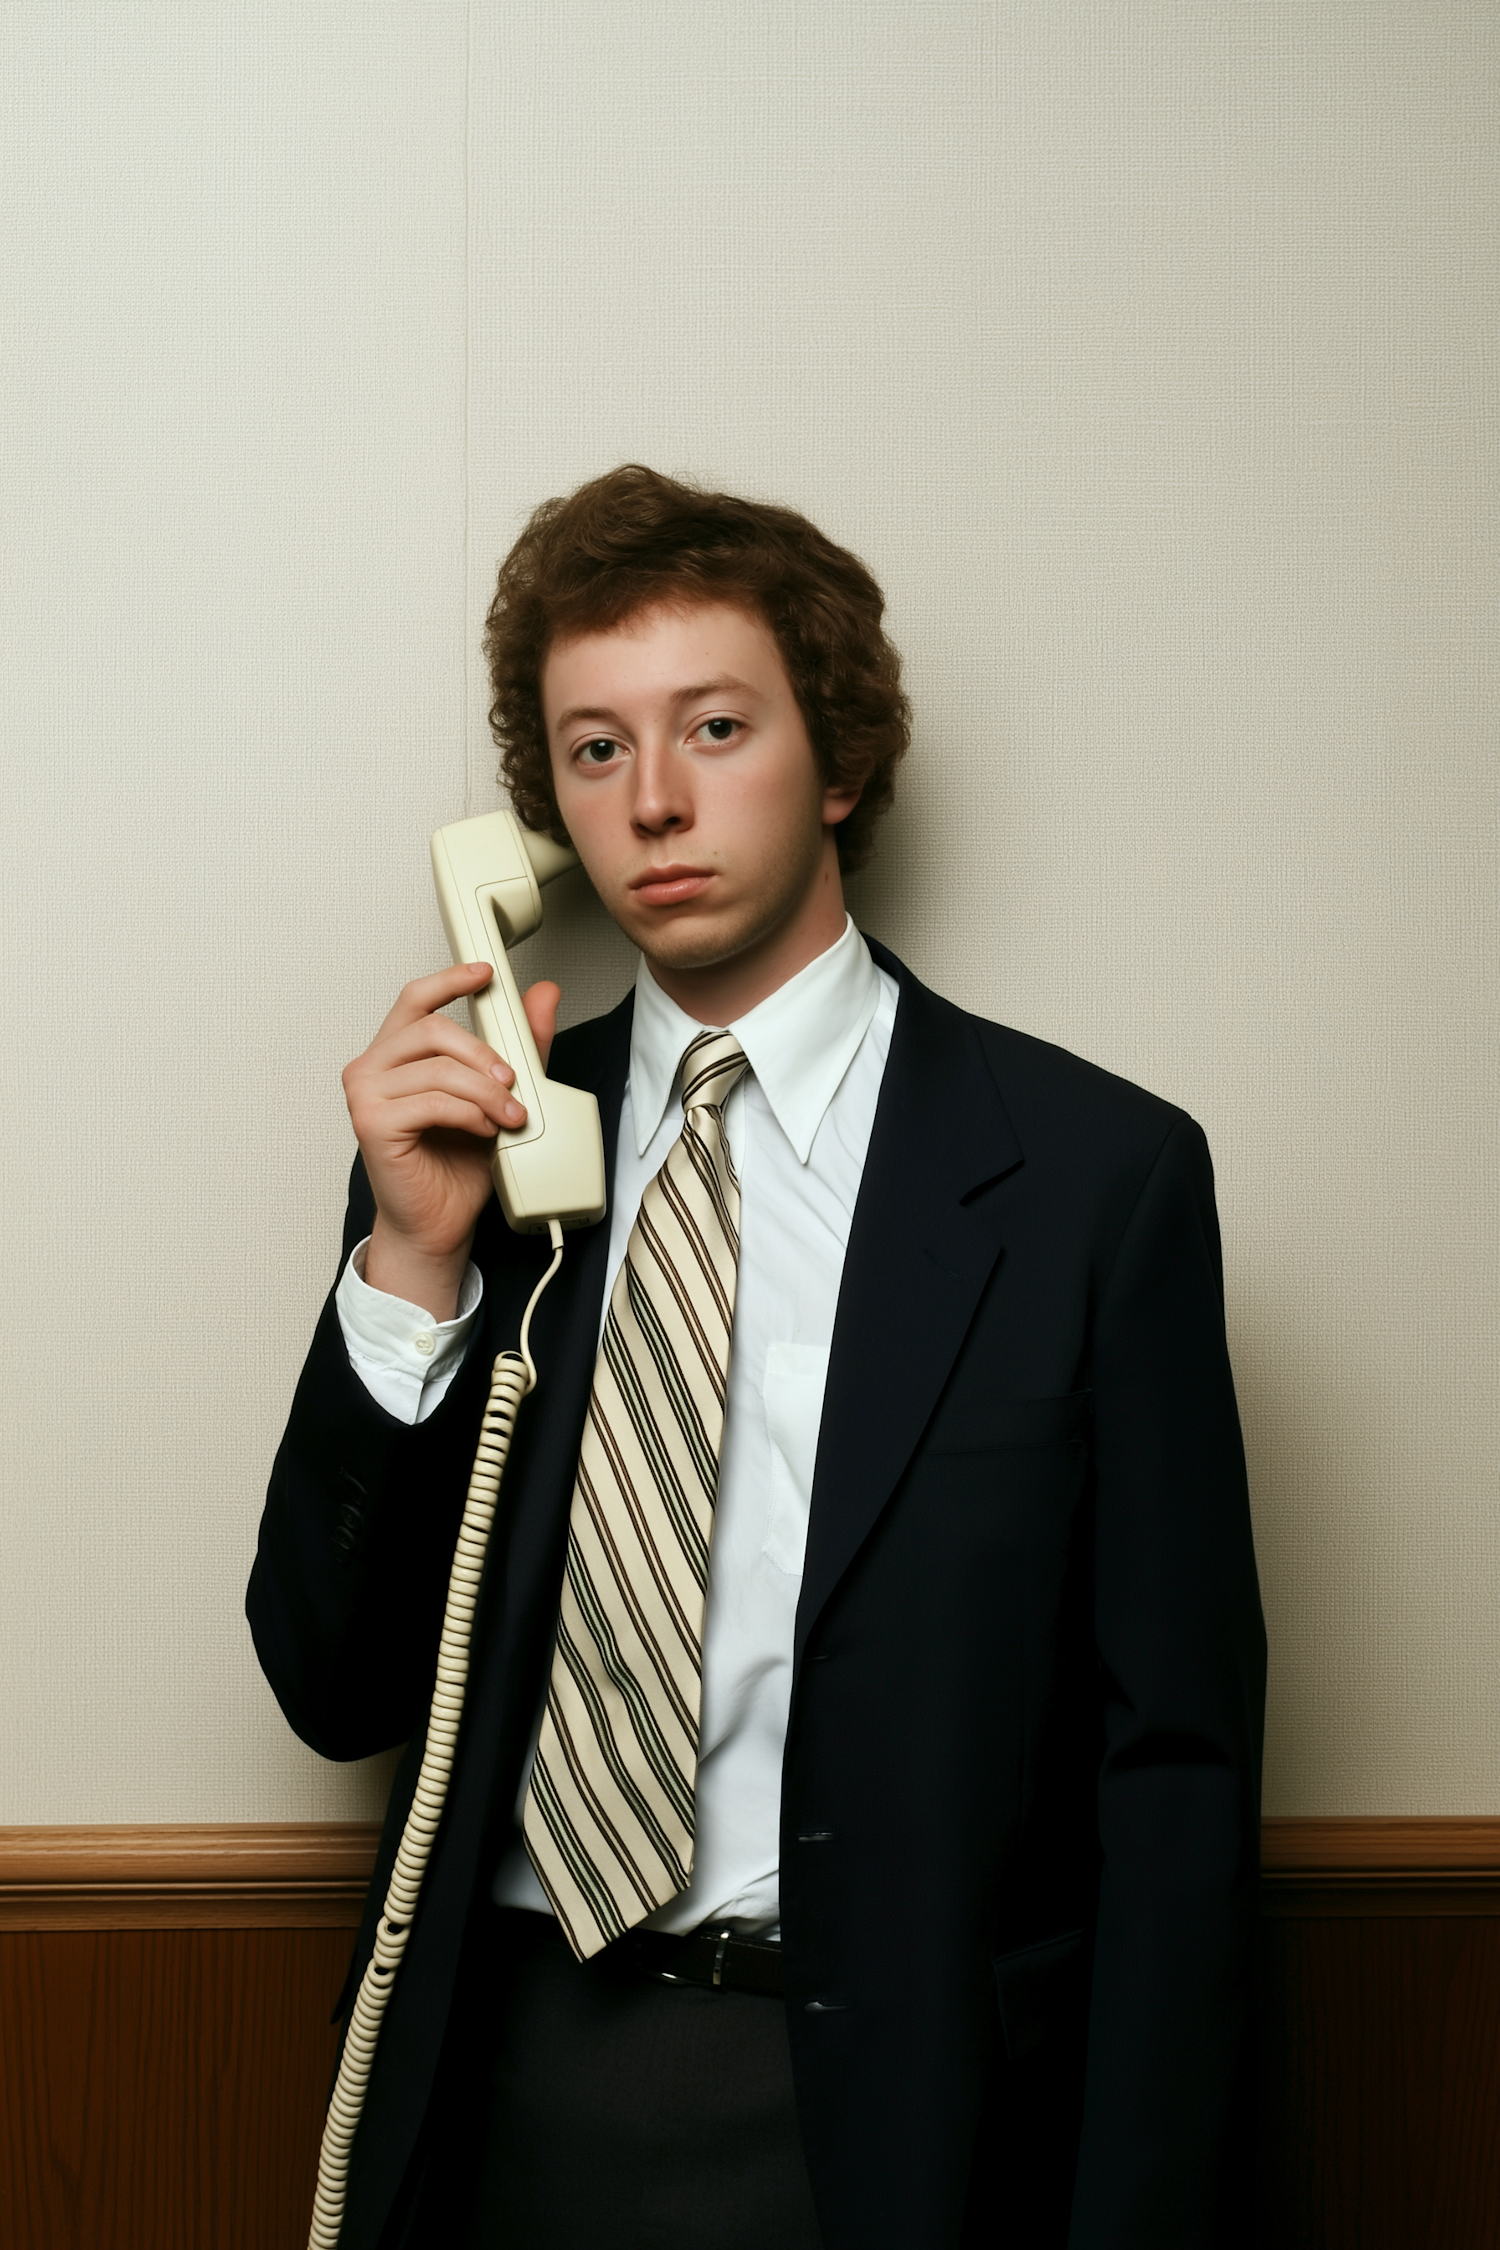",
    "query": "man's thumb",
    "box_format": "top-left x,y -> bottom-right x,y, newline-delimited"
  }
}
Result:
521,980 -> 562,1071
